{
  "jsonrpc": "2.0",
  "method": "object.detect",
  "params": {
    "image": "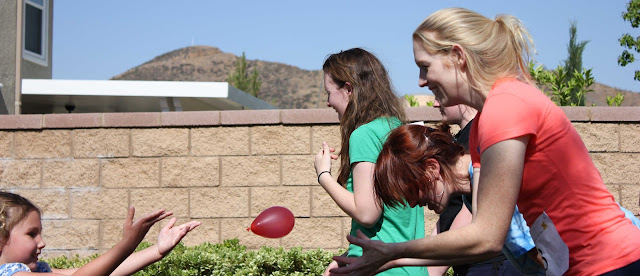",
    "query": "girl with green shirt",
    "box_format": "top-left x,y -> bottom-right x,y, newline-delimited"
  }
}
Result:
314,48 -> 427,276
